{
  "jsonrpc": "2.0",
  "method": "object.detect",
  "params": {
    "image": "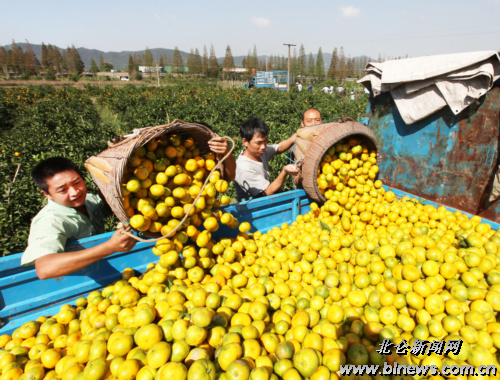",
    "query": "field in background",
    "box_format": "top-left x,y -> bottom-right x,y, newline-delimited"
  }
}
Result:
0,77 -> 247,89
